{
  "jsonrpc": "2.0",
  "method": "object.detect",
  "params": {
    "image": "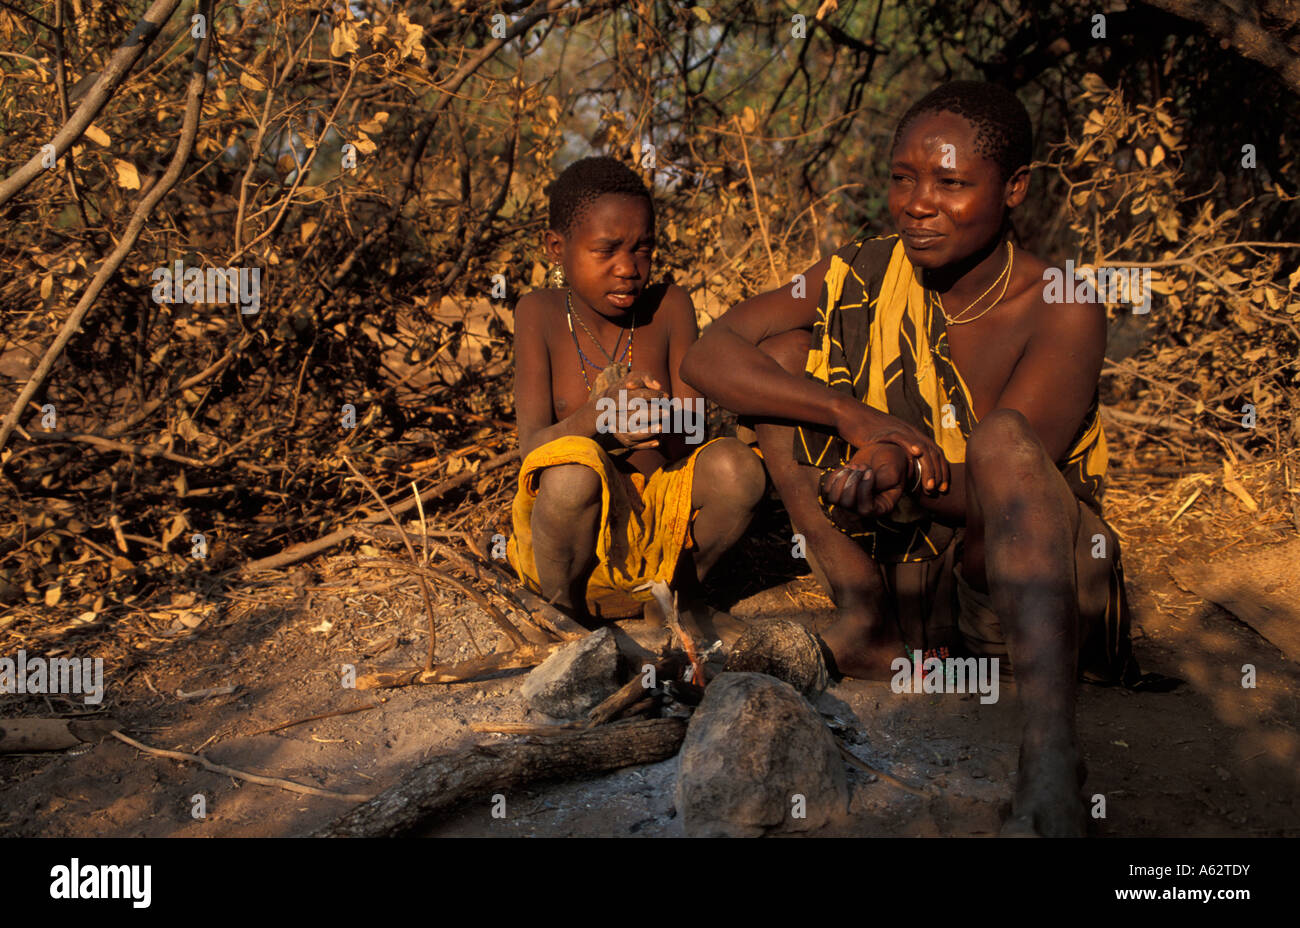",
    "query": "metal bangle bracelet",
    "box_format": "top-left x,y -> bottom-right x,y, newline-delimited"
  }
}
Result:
909,456 -> 924,493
